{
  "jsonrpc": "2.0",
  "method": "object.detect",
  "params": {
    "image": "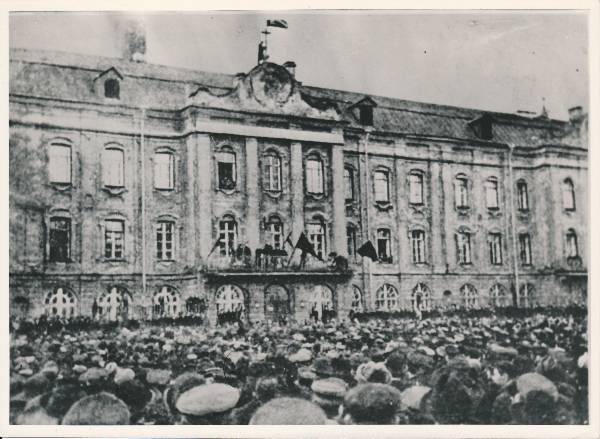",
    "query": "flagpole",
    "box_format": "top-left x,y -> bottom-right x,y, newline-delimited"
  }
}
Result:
364,130 -> 373,311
